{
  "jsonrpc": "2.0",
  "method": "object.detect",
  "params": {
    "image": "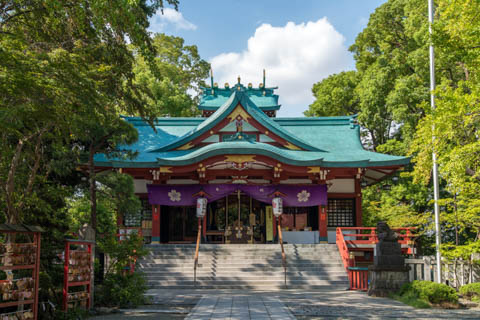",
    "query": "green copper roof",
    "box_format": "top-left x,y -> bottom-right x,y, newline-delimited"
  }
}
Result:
199,83 -> 280,111
94,82 -> 409,170
94,115 -> 410,169
150,88 -> 322,152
